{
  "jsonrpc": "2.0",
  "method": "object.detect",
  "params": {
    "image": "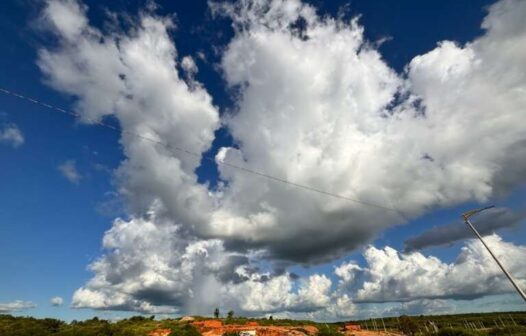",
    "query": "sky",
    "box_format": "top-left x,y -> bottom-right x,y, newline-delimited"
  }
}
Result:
0,0 -> 526,322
